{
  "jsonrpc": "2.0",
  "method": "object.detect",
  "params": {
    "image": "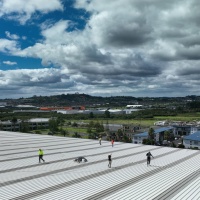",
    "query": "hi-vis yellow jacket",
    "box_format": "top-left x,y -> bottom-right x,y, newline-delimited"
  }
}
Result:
38,150 -> 44,155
